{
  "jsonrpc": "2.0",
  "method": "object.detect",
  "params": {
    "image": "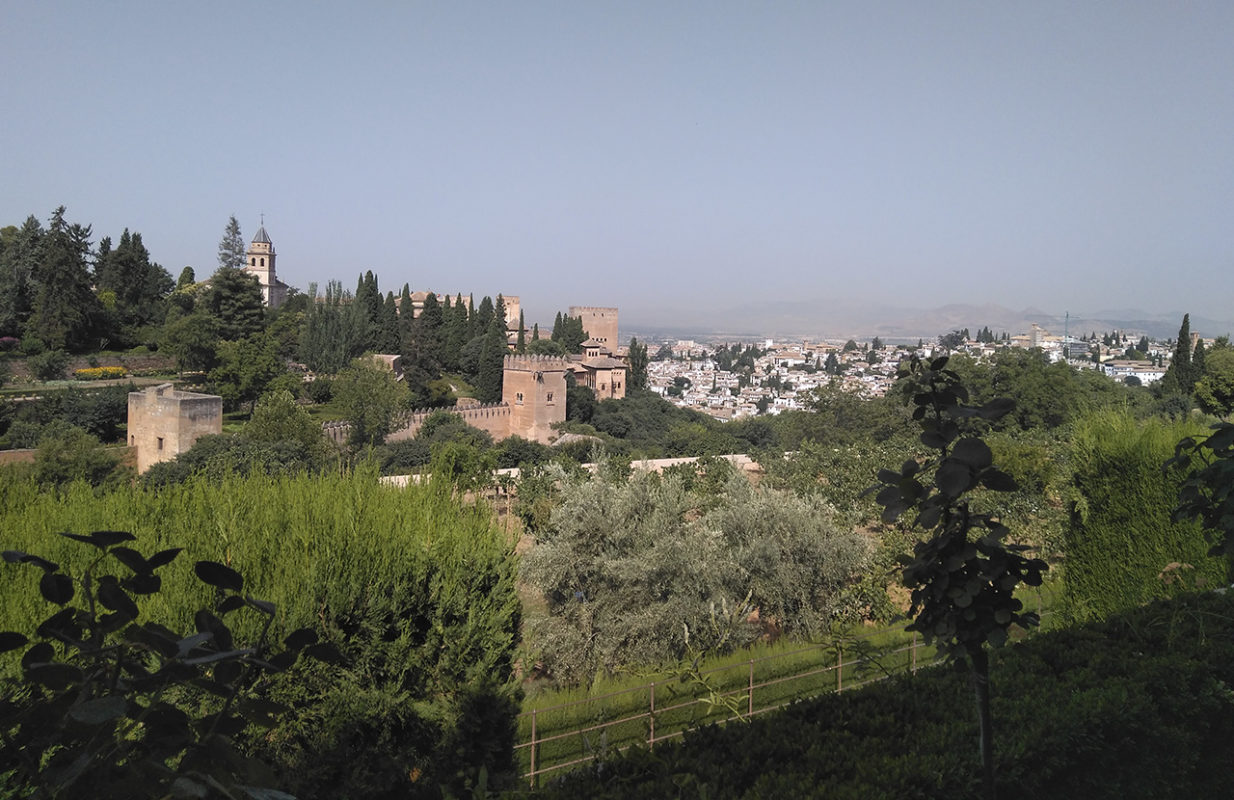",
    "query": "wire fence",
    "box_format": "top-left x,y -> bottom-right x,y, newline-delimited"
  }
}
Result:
516,623 -> 944,787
